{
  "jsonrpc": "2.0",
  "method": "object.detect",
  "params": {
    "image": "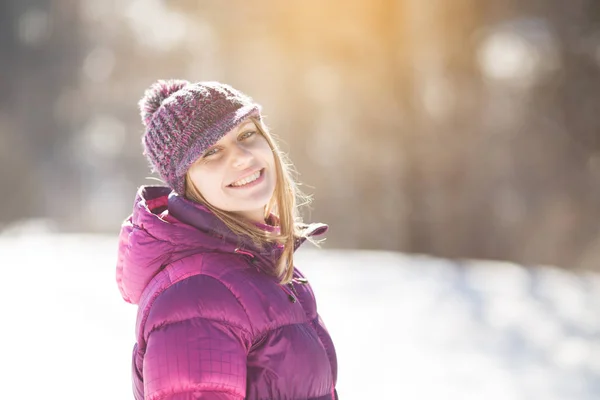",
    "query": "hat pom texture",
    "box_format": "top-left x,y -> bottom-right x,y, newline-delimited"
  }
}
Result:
138,80 -> 262,194
139,79 -> 189,127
